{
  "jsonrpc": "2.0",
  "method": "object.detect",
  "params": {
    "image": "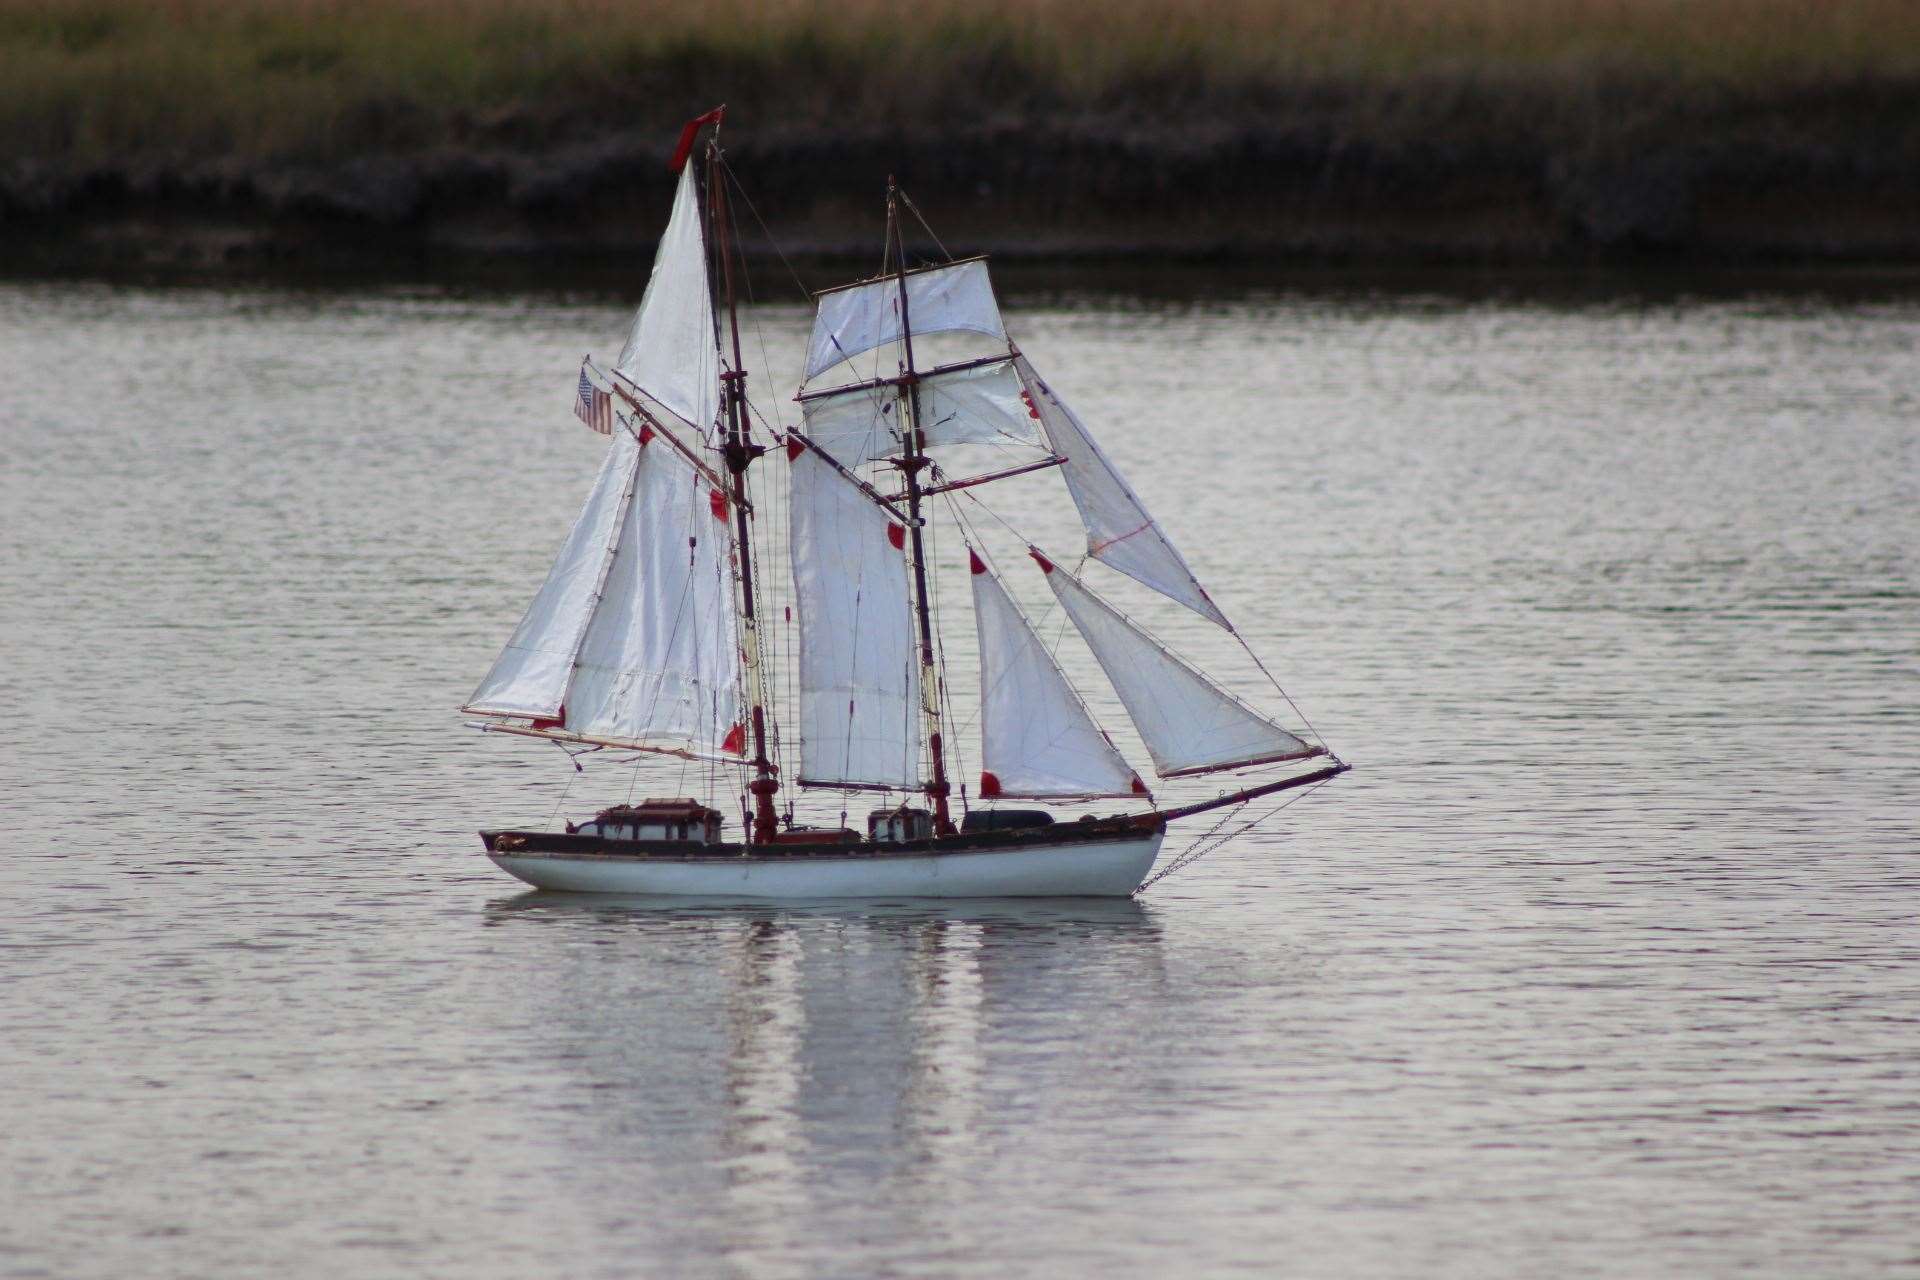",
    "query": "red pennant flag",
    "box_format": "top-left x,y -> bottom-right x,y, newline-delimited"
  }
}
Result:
670,106 -> 726,173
